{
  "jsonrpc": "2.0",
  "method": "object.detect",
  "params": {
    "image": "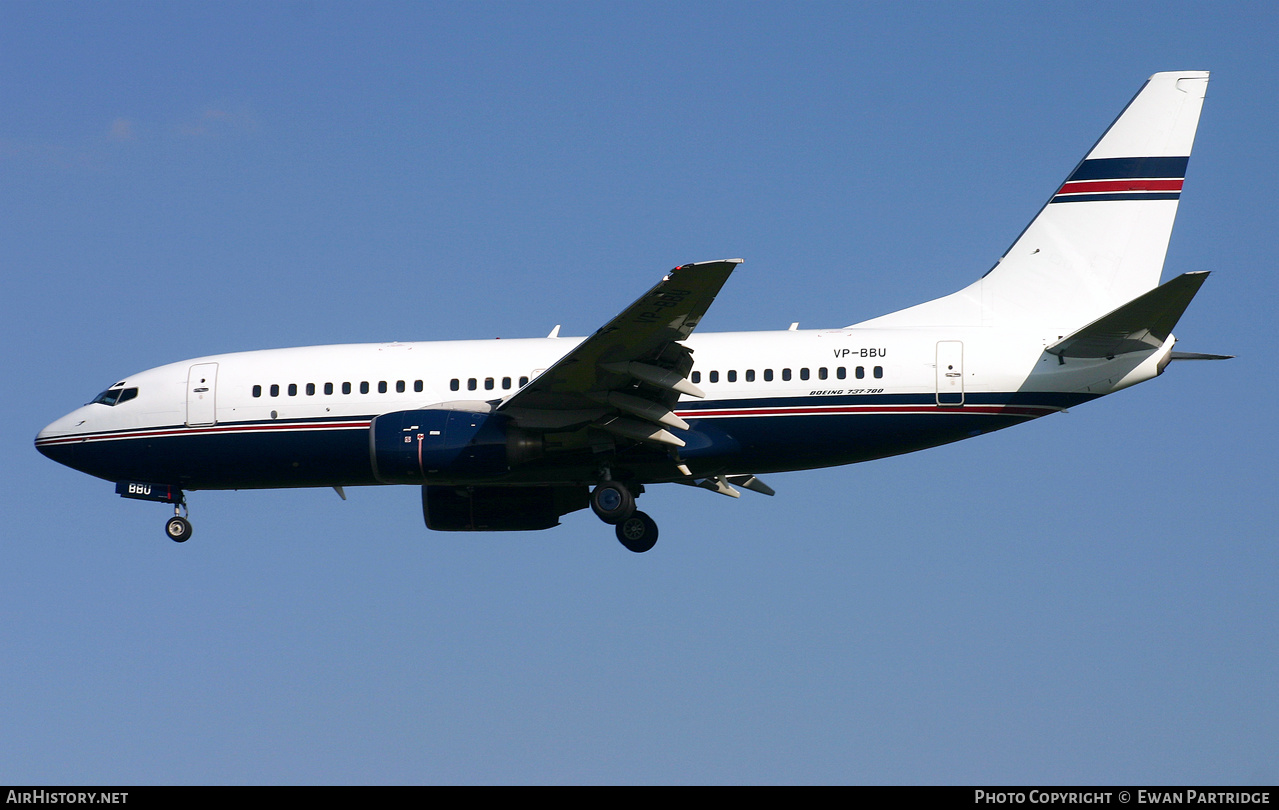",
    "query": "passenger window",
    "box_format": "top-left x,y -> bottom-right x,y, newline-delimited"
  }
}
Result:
836,367 -> 846,380
727,370 -> 737,382
467,378 -> 477,391
324,382 -> 334,395
691,371 -> 701,384
818,367 -> 828,380
856,367 -> 865,379
288,384 -> 298,396
360,382 -> 370,394
519,376 -> 529,387
782,369 -> 792,381
306,383 -> 316,396
415,380 -> 424,392
485,377 -> 494,390
764,369 -> 773,382
342,382 -> 352,395
270,384 -> 280,397
450,379 -> 460,391
502,377 -> 512,390
396,380 -> 405,393
252,385 -> 262,398
800,368 -> 810,381
746,369 -> 755,382
709,371 -> 719,383
874,366 -> 883,379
